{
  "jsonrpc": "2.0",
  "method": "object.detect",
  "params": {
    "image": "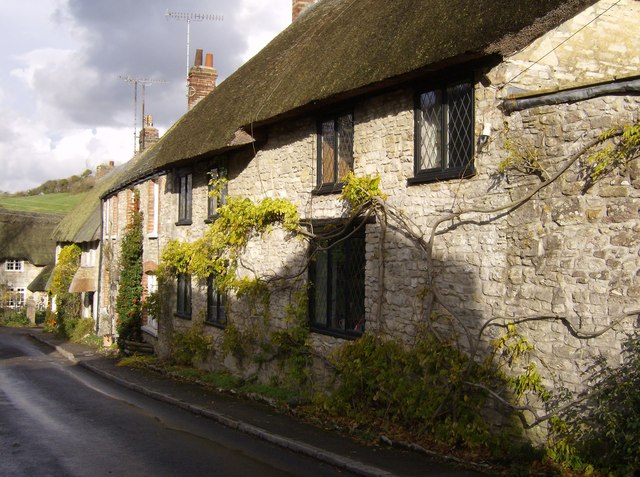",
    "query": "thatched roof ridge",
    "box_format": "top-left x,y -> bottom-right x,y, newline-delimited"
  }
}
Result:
53,159 -> 140,243
0,210 -> 60,266
113,0 -> 596,189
